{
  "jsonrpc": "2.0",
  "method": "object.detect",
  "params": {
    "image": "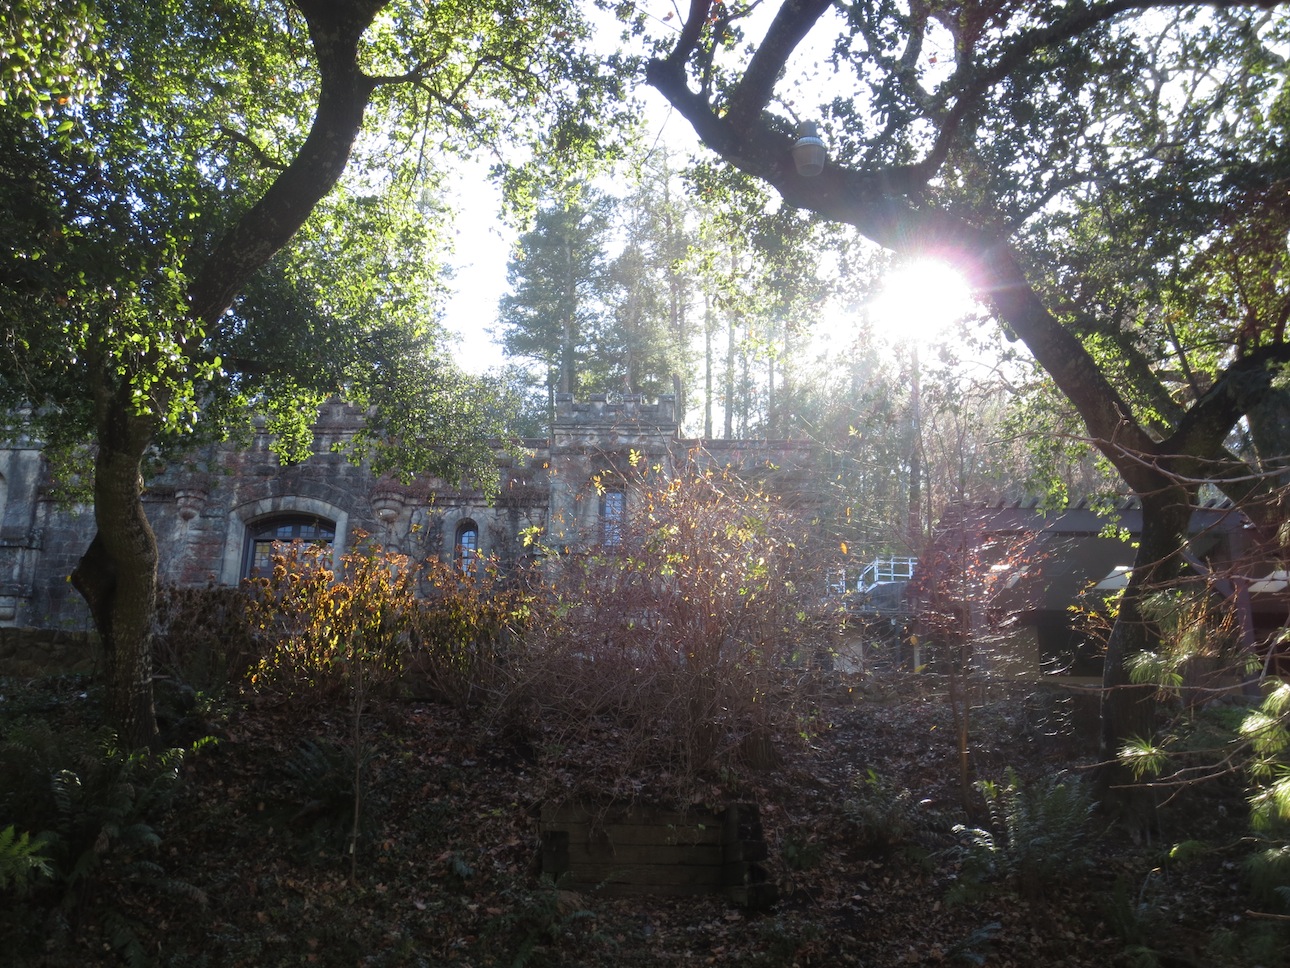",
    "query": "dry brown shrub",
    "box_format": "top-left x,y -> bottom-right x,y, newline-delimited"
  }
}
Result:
151,583 -> 262,692
500,459 -> 821,801
404,556 -> 528,711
